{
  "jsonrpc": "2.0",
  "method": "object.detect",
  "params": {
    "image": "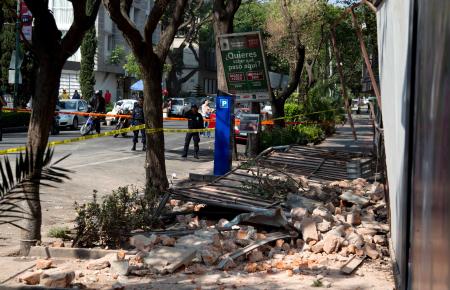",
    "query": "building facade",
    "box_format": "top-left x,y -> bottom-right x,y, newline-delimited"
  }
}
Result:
49,0 -> 158,102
